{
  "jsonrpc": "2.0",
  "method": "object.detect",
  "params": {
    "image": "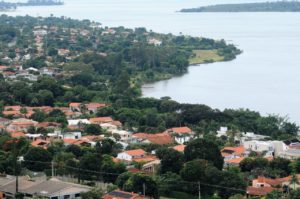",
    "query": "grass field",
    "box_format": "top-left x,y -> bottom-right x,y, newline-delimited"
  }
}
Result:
189,49 -> 224,65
